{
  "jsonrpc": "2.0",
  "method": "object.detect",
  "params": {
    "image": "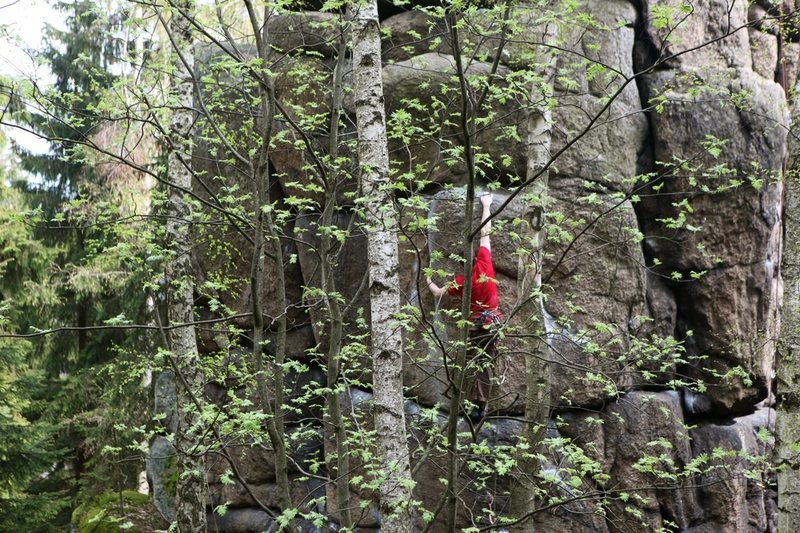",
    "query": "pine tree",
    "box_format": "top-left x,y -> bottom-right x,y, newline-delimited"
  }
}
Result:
0,134 -> 67,529
1,1 -> 151,528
